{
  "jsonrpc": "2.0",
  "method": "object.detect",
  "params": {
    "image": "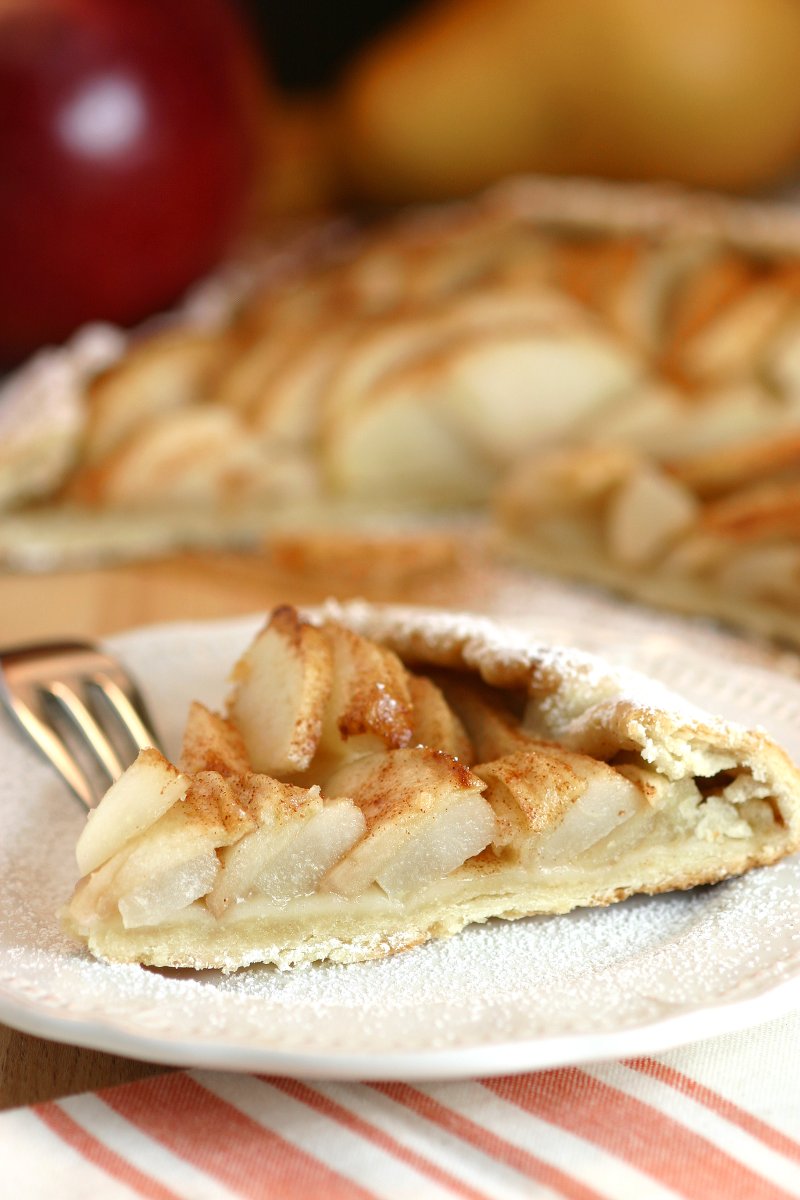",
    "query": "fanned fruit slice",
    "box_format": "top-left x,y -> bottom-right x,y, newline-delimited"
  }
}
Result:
65,604 -> 800,971
493,429 -> 800,646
